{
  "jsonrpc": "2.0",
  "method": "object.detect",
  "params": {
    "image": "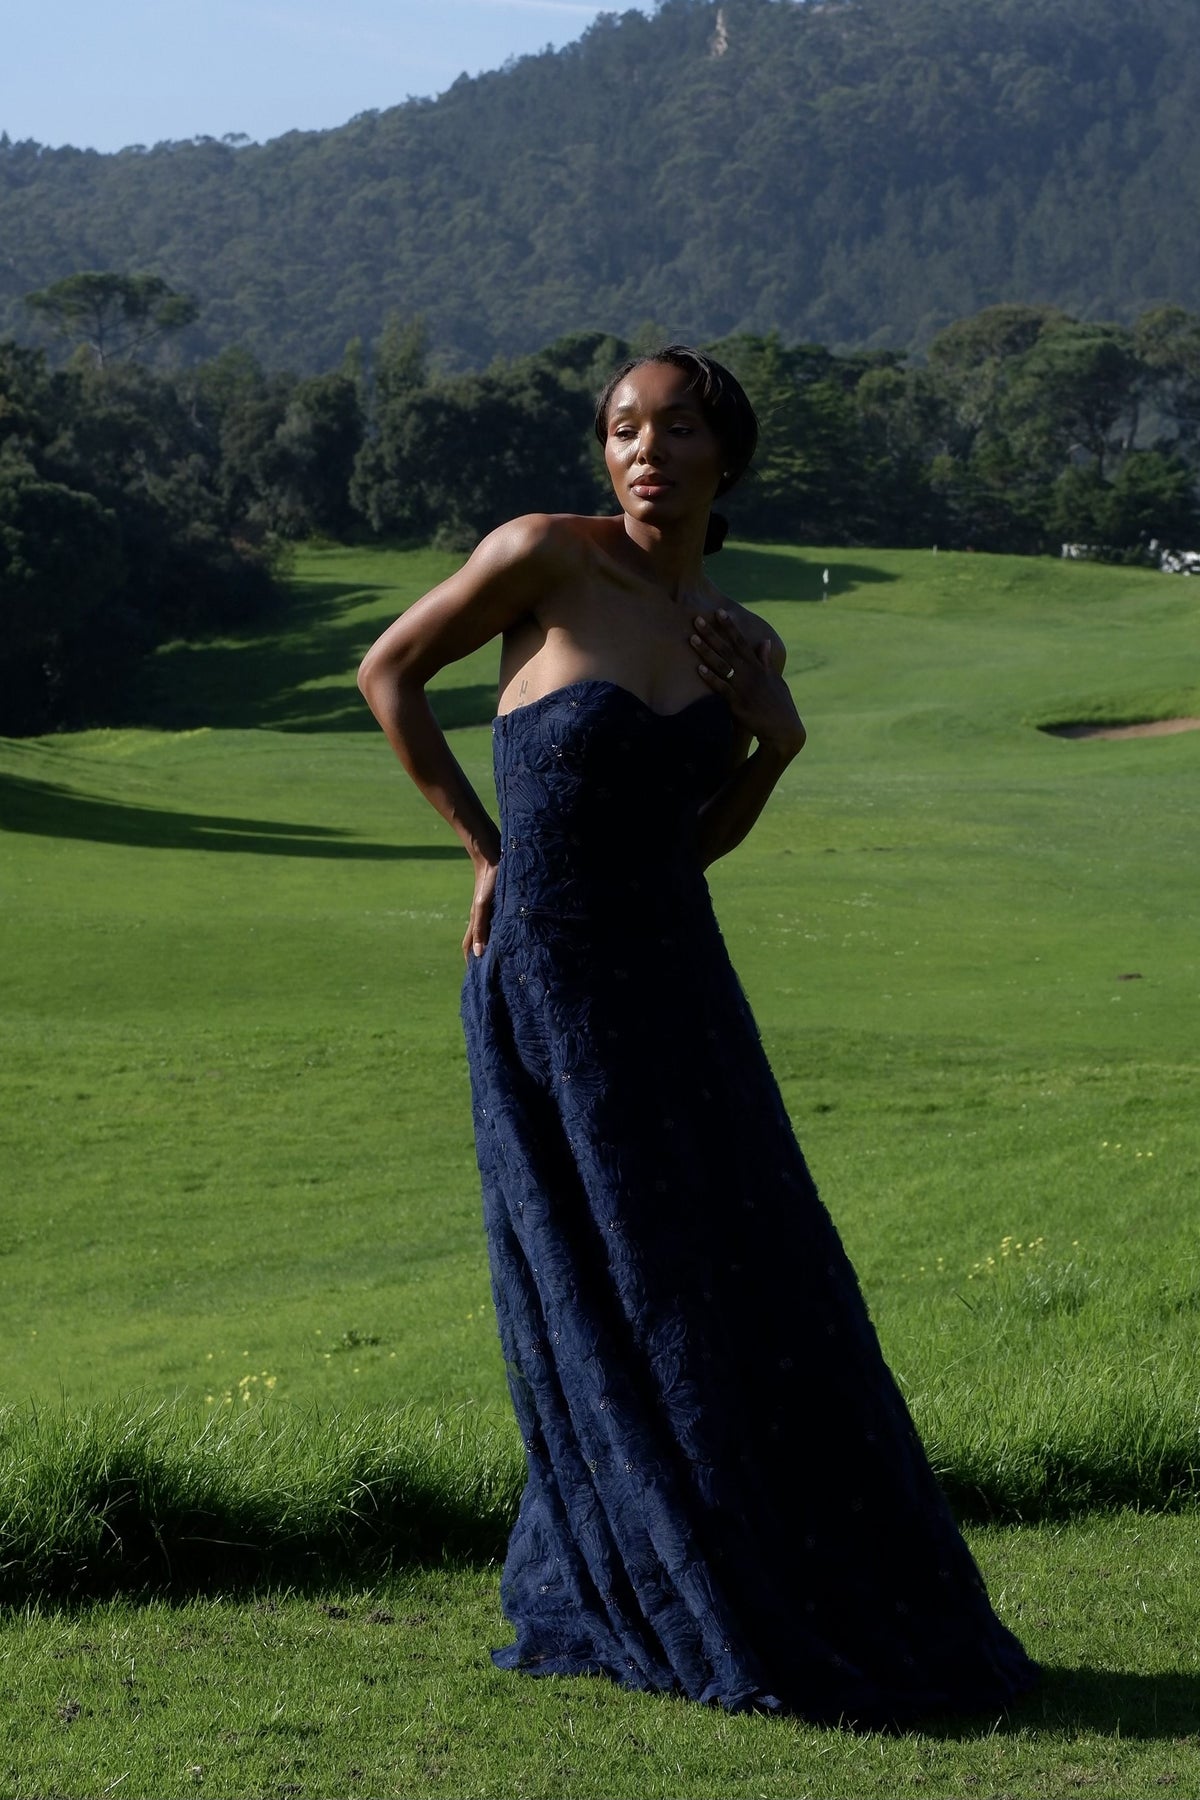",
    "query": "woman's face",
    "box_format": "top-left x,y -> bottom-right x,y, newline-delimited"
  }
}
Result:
603,361 -> 724,529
